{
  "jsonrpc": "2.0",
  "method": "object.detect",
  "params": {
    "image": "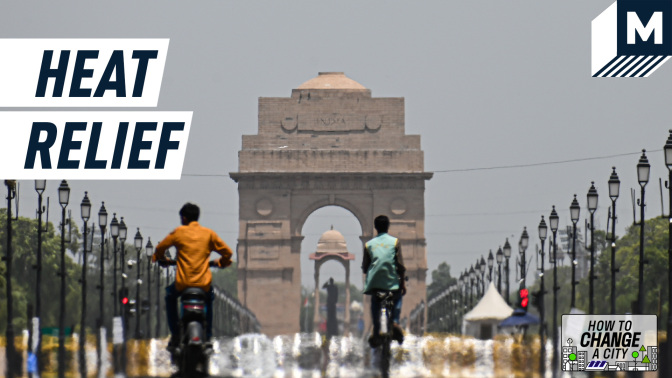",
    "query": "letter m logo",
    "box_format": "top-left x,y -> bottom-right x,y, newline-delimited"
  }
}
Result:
592,0 -> 672,77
